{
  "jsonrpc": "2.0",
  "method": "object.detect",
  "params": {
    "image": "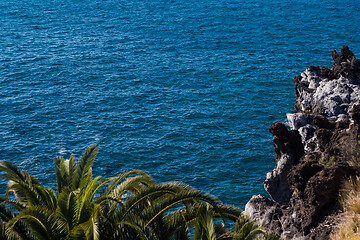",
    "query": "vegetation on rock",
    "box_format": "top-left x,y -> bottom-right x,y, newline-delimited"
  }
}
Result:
331,177 -> 360,240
